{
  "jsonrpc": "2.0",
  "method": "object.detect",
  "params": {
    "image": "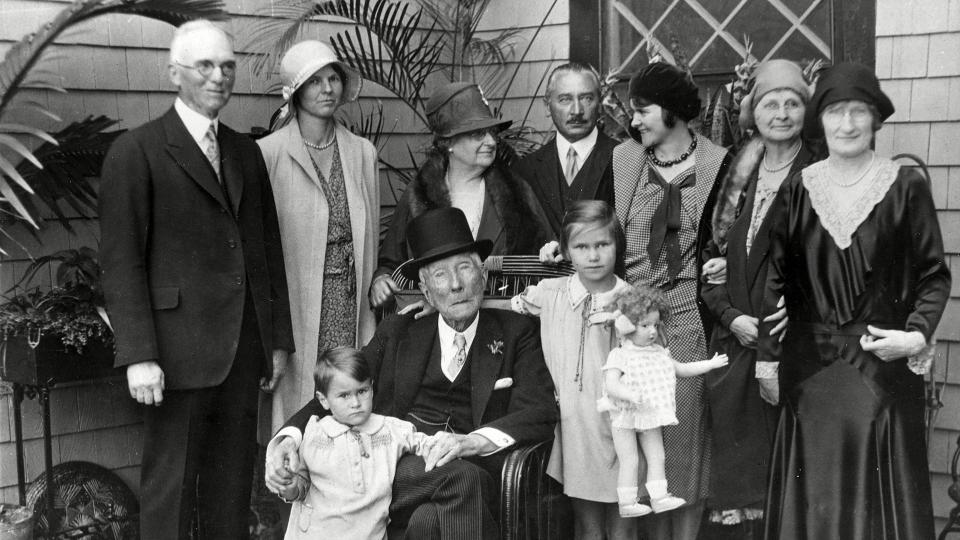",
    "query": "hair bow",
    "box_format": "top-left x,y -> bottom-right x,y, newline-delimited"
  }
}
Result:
612,310 -> 636,338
